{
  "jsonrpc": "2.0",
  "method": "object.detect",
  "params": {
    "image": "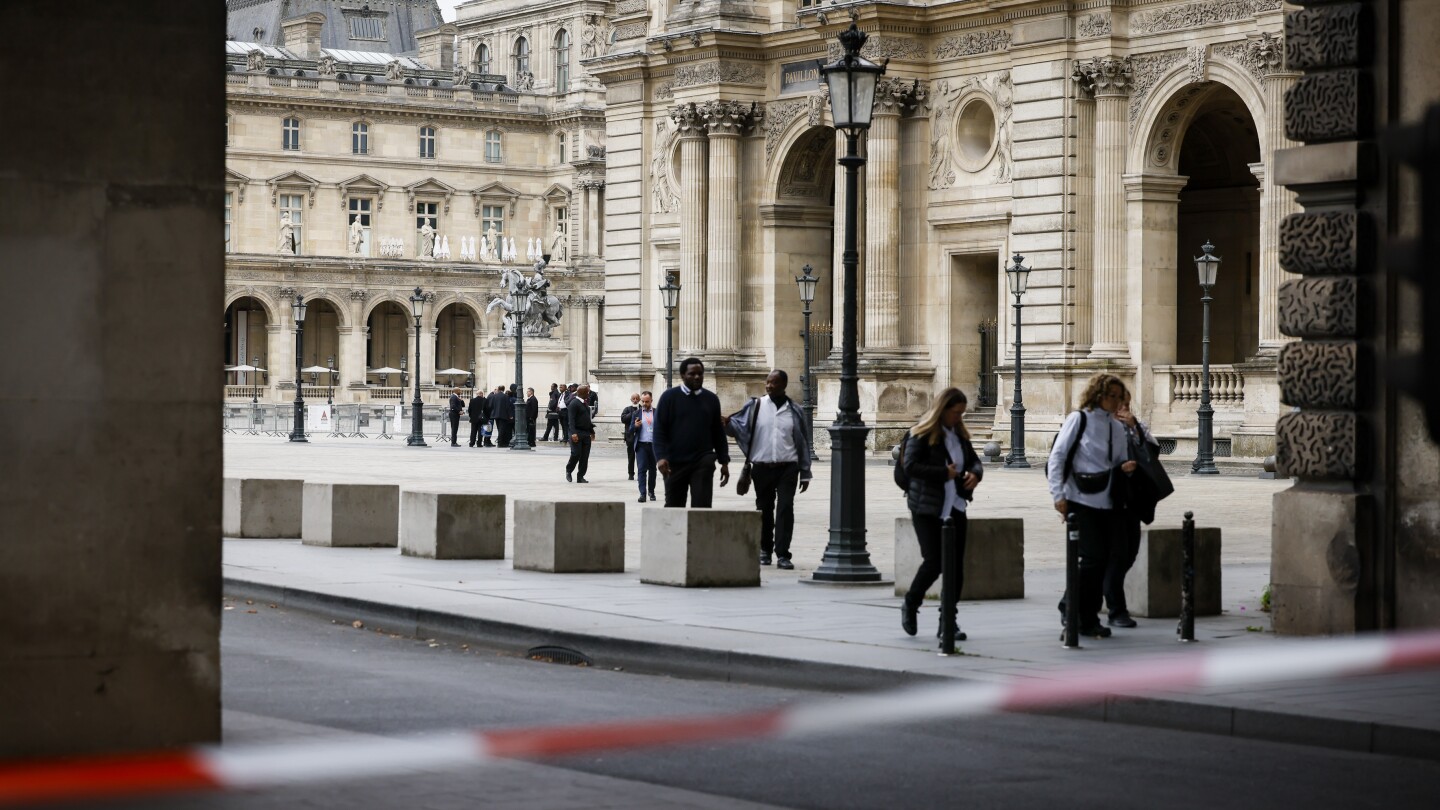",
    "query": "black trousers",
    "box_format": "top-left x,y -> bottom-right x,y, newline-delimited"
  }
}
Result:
1104,511 -> 1143,618
751,462 -> 800,560
468,418 -> 484,446
496,420 -> 513,447
626,437 -> 637,478
566,435 -> 592,478
1058,503 -> 1115,629
527,418 -> 537,446
905,510 -> 968,632
542,413 -> 560,441
663,453 -> 717,508
448,411 -> 461,444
